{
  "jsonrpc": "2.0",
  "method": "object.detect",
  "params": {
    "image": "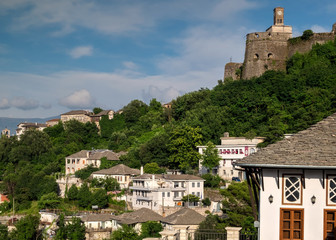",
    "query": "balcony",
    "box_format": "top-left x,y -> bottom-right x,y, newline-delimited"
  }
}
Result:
171,187 -> 186,191
173,196 -> 182,201
130,186 -> 152,191
135,195 -> 153,201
